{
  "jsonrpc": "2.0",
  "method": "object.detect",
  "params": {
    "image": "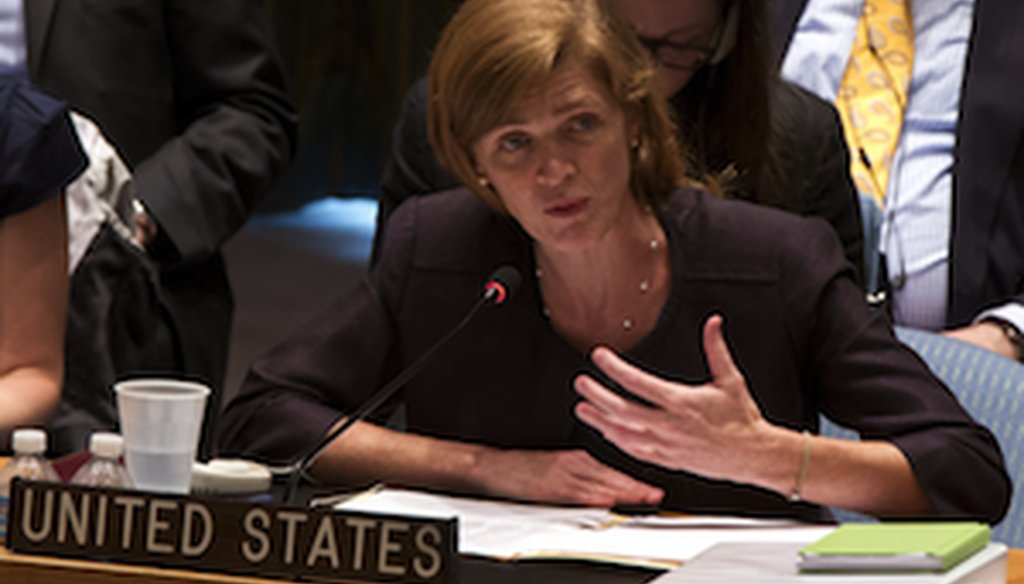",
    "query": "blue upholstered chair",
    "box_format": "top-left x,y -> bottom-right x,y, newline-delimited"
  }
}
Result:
819,326 -> 1024,546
